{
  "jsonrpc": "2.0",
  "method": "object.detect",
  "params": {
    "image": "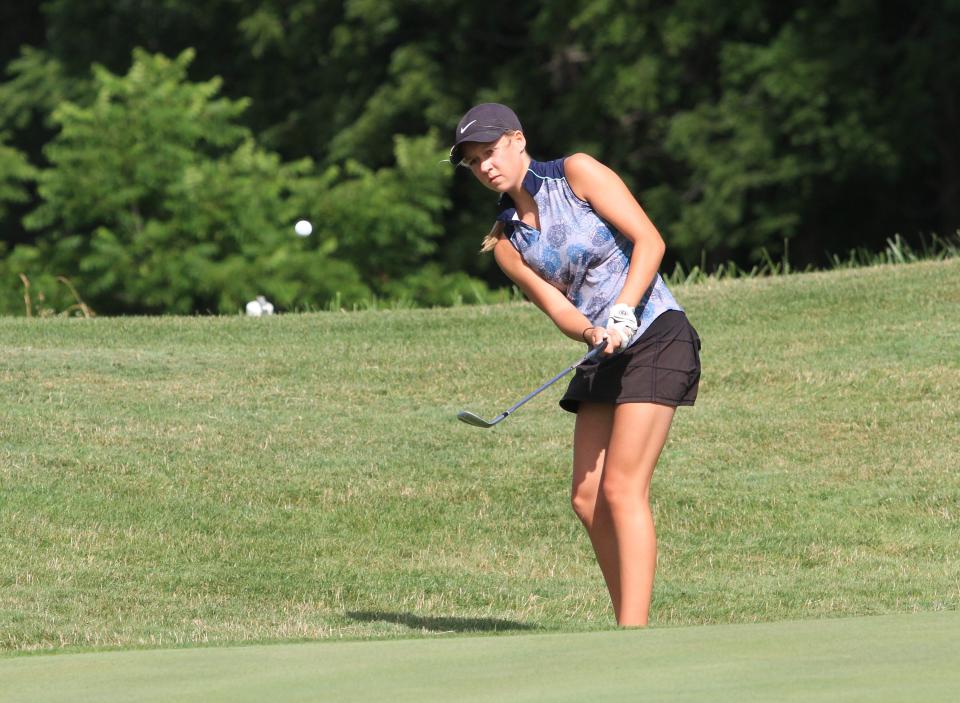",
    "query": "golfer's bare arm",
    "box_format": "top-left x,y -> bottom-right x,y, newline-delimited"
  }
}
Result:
564,153 -> 666,309
494,238 -> 595,343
